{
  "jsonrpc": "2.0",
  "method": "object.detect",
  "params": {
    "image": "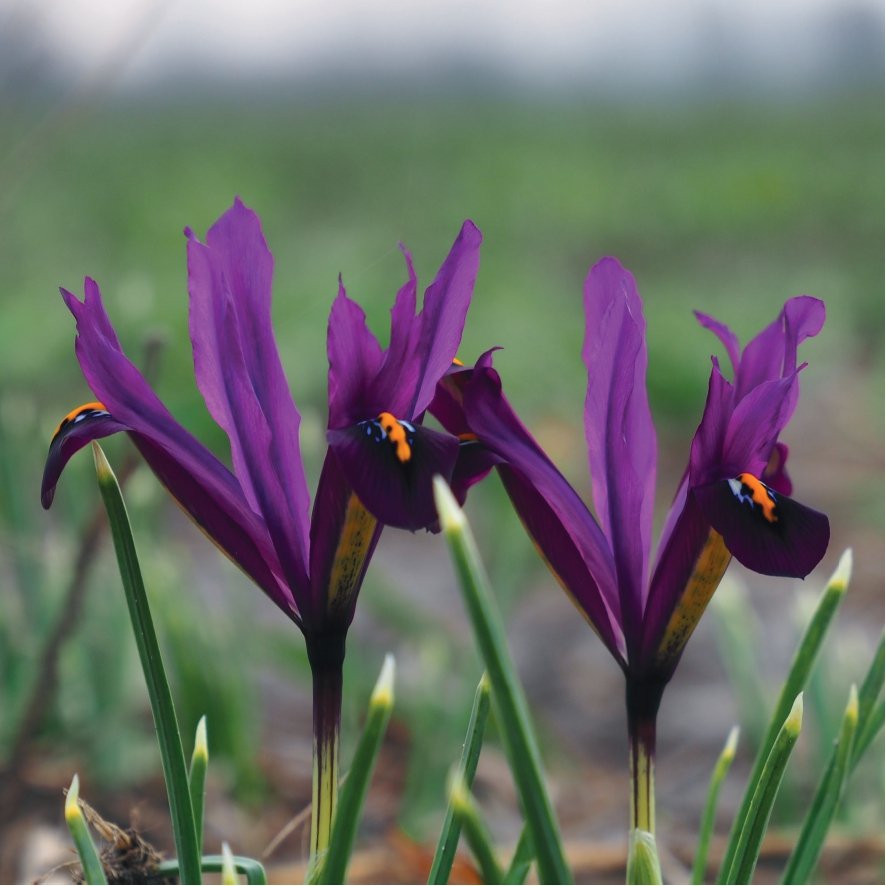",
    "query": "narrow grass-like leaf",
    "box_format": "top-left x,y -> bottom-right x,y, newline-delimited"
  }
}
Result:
692,726 -> 739,884
717,551 -> 850,883
150,856 -> 268,884
449,774 -> 505,884
434,478 -> 571,885
781,685 -> 858,884
220,841 -> 239,885
189,716 -> 208,857
503,825 -> 535,885
627,828 -> 662,886
316,654 -> 395,885
65,774 -> 108,886
852,633 -> 884,767
723,694 -> 804,885
428,672 -> 492,885
92,443 -> 202,885
853,696 -> 884,763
